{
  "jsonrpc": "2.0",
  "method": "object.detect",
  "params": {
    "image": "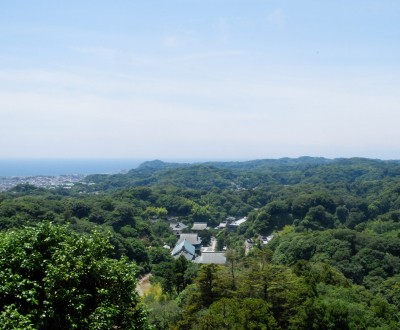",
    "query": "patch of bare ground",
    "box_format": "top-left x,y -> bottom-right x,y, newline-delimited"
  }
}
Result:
136,273 -> 152,297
